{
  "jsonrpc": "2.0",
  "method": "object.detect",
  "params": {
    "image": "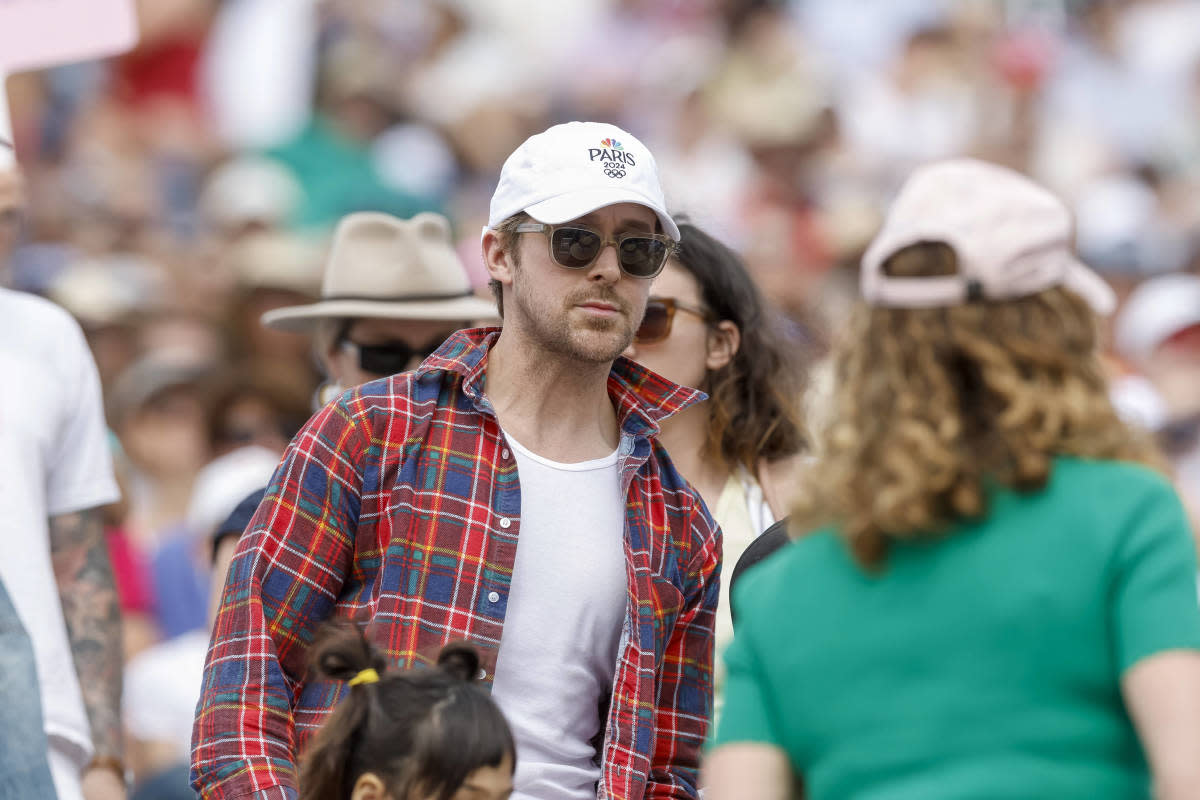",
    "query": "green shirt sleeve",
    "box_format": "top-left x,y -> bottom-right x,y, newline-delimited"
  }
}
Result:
1111,479 -> 1200,674
709,615 -> 782,749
